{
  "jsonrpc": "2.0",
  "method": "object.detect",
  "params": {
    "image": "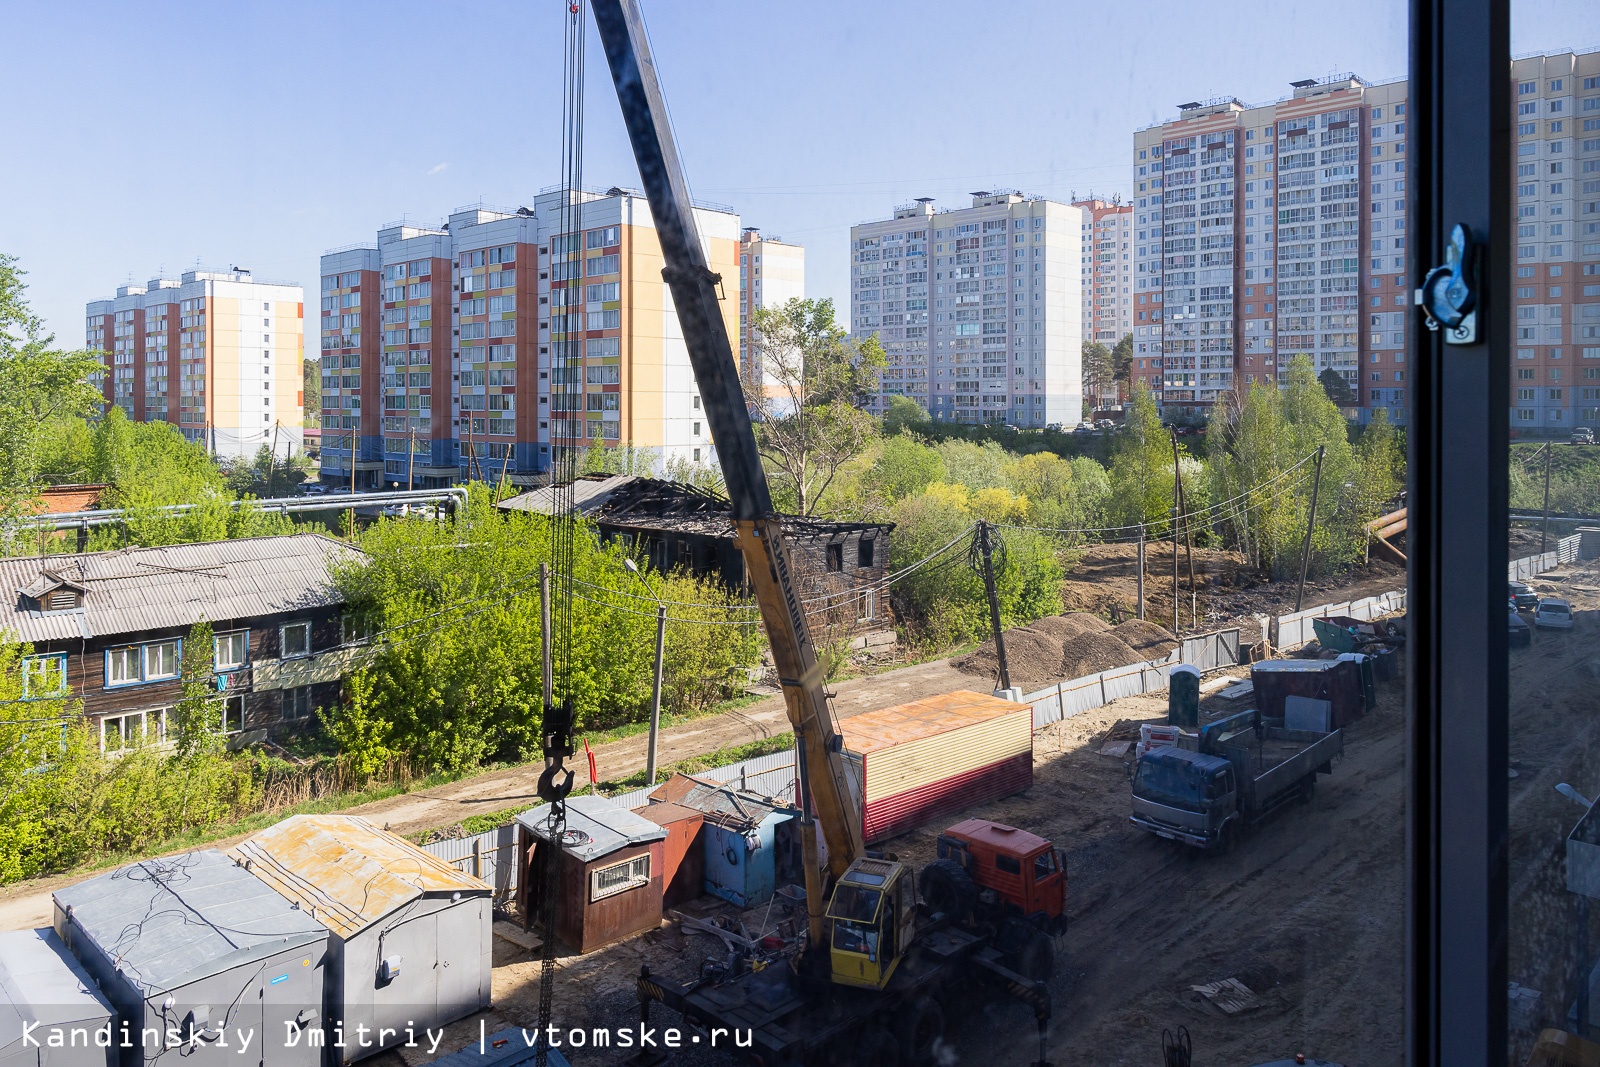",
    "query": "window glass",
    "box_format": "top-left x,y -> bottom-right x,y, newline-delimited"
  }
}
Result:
281,622 -> 311,658
214,631 -> 248,671
106,646 -> 139,685
144,641 -> 178,680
